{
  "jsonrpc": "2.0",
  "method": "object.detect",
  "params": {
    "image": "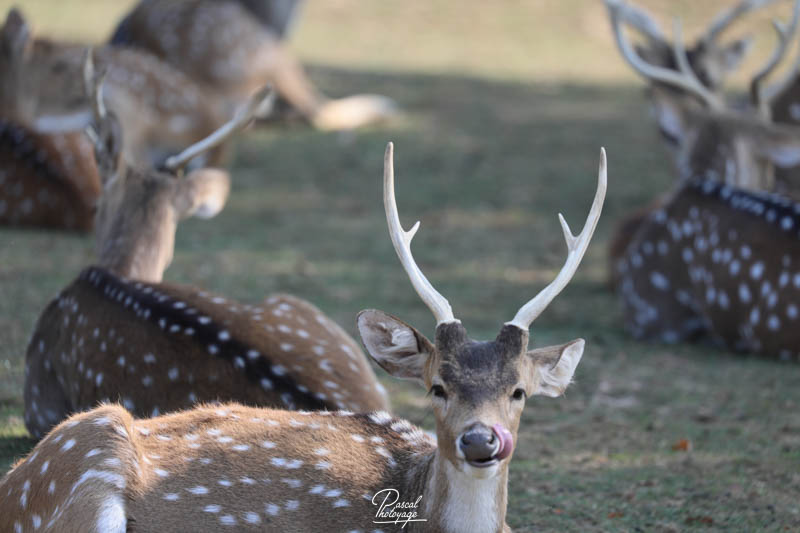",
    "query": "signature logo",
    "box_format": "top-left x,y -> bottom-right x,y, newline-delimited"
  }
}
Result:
372,488 -> 427,528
